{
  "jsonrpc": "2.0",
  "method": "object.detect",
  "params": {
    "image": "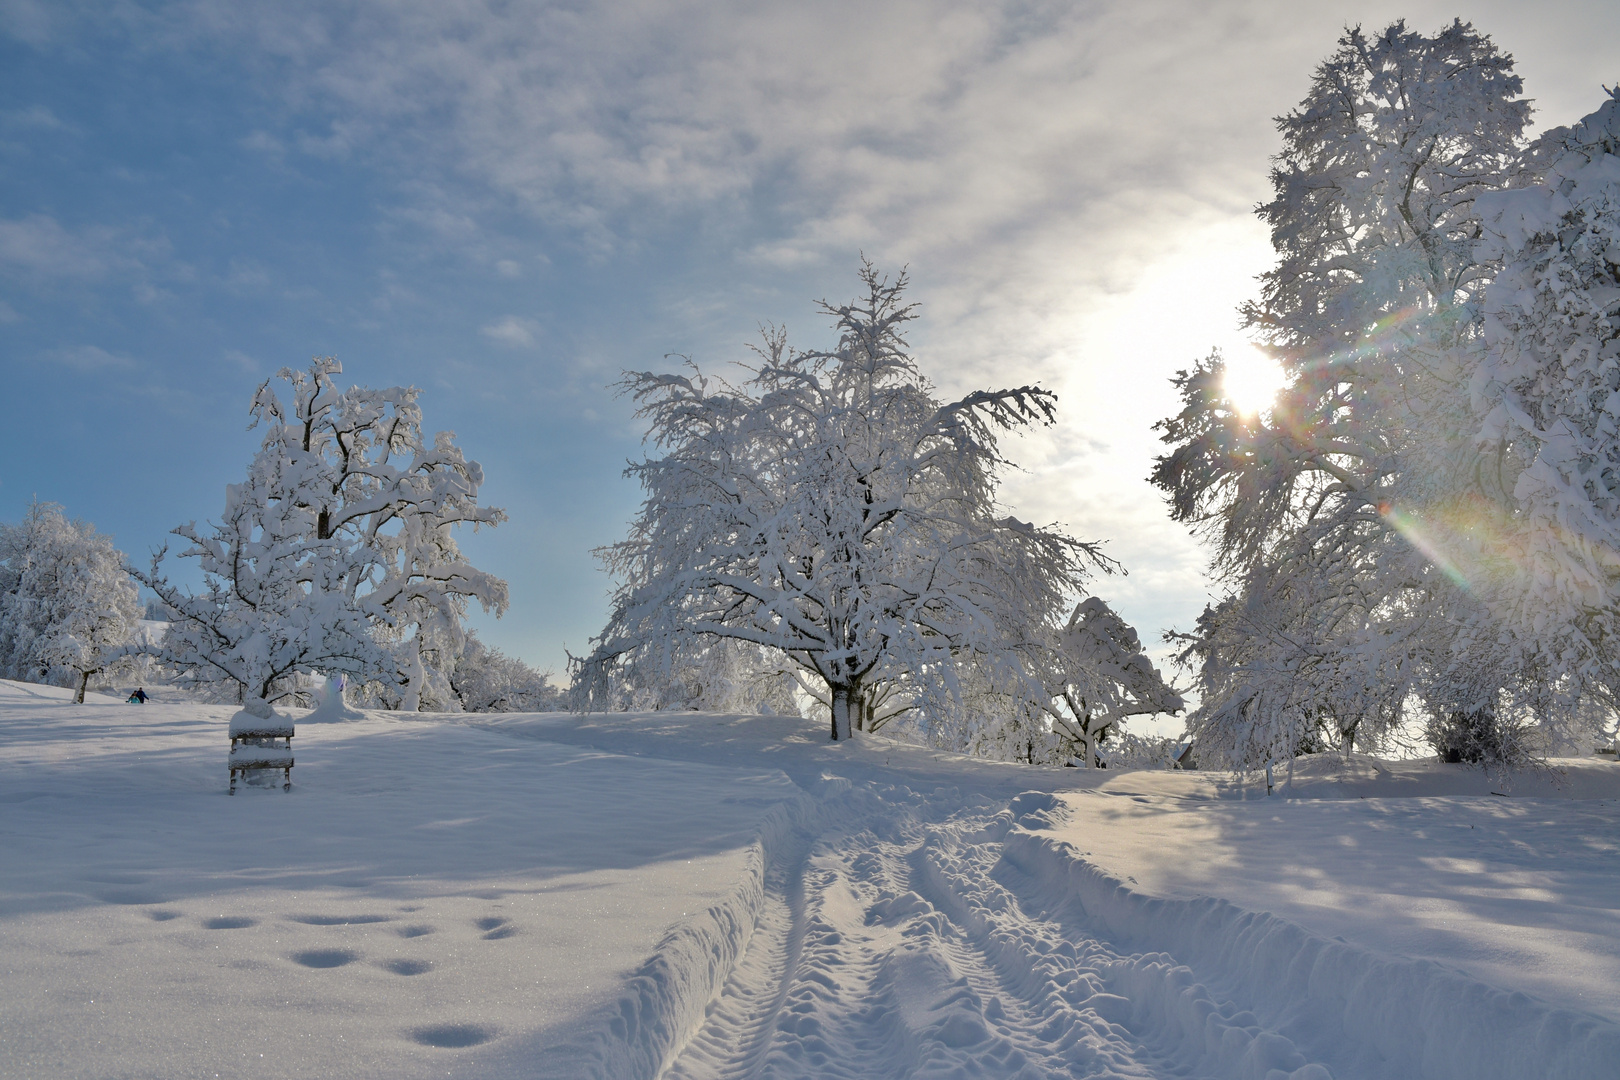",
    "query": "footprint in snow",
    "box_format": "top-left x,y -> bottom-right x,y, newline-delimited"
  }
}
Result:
409,1023 -> 496,1048
379,958 -> 433,976
203,915 -> 256,929
475,916 -> 518,939
291,948 -> 360,969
